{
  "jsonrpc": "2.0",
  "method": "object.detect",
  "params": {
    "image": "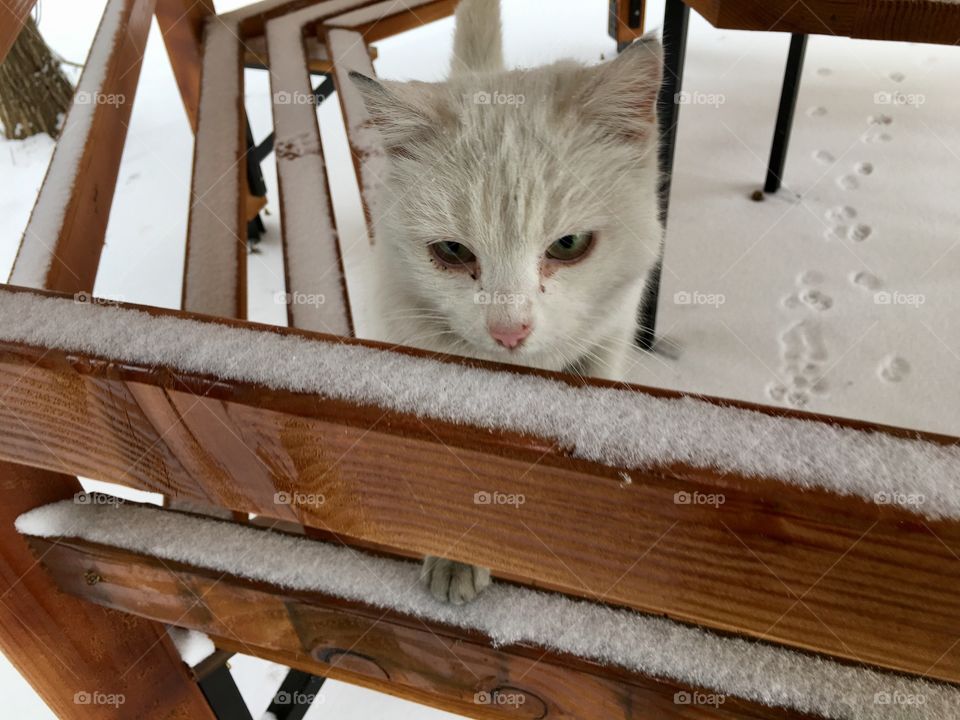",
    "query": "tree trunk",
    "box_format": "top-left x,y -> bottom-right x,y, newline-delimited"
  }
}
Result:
0,16 -> 74,140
